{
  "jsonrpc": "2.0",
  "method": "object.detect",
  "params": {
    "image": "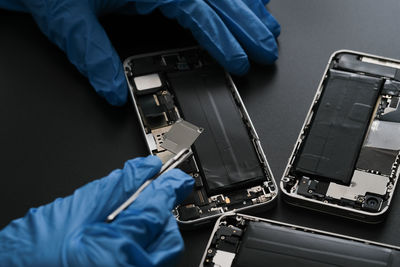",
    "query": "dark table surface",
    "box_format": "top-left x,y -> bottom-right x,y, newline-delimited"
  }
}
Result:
1,0 -> 400,266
